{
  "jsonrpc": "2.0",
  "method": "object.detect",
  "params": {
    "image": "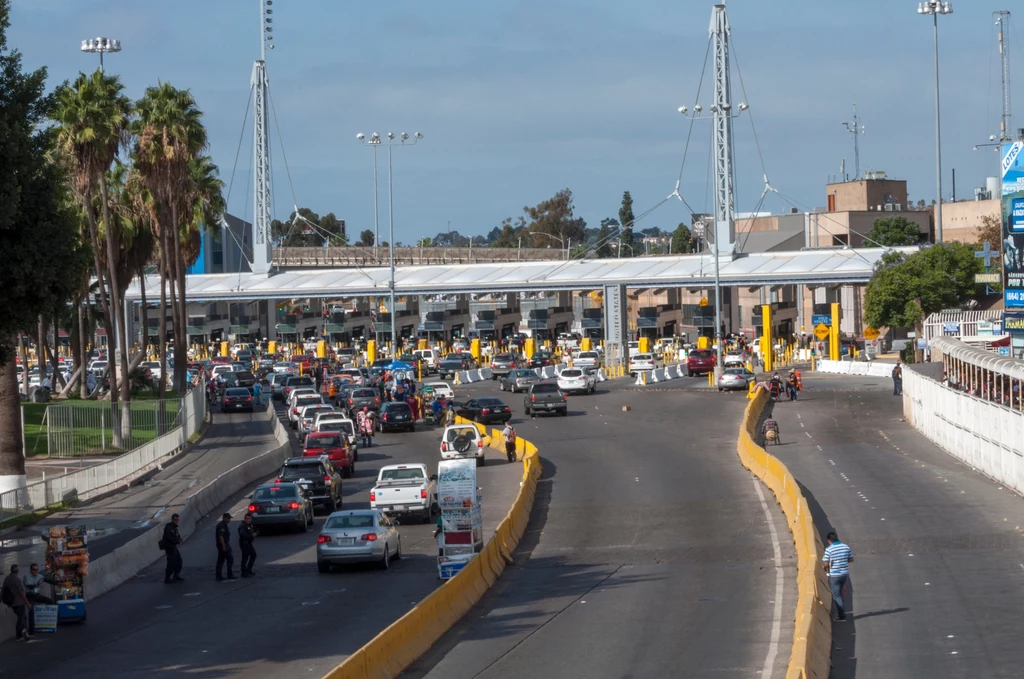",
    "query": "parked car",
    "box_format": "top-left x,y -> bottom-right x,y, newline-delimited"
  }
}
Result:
556,368 -> 597,394
523,381 -> 567,418
628,353 -> 656,376
304,431 -> 355,477
717,367 -> 756,391
221,387 -> 255,413
687,349 -> 716,376
423,382 -> 455,399
316,509 -> 401,572
276,457 -> 343,513
456,397 -> 512,424
379,401 -> 416,432
440,424 -> 486,466
369,463 -> 437,523
499,369 -> 540,393
246,482 -> 314,533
